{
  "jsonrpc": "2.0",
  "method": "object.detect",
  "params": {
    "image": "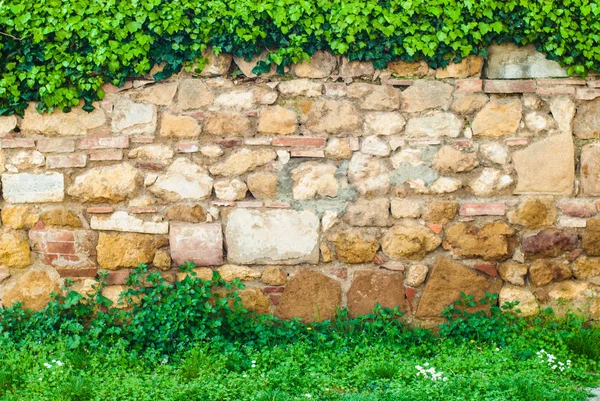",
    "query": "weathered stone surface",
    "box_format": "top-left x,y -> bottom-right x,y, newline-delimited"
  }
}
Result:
405,264 -> 428,287
339,58 -> 374,78
204,112 -> 252,136
214,88 -> 274,110
558,201 -> 597,218
226,209 -> 319,264
159,113 -> 201,138
513,133 -> 574,194
348,153 -> 391,196
432,146 -> 478,173
238,288 -> 271,314
541,281 -> 592,319
165,205 -> 206,223
247,171 -> 278,200
549,96 -> 575,135
198,49 -> 232,77
524,111 -> 551,133
363,112 -> 406,136
170,223 -> 223,266
217,264 -> 261,281
499,285 -> 539,316
486,43 -> 568,79
507,197 -> 556,228
3,173 -> 64,203
443,221 -> 514,261
153,249 -> 171,270
292,51 -> 337,78
209,148 -> 277,177
451,93 -> 489,115
233,51 -> 280,78
424,201 -> 457,224
0,115 -> 17,135
262,266 -> 286,285
416,257 -> 501,317
258,106 -> 298,135
91,211 -> 169,234
572,256 -> 600,285
387,60 -> 429,77
278,79 -> 323,97
132,83 -> 178,105
469,168 -> 513,196
22,103 -> 106,136
68,163 -> 138,203
400,81 -> 453,113
522,229 -> 578,259
2,270 -> 61,311
345,198 -> 390,227
581,144 -> 600,195
150,158 -> 213,201
9,150 -> 45,169
381,221 -> 441,260
178,79 -> 214,110
111,98 -> 156,135
324,138 -> 353,160
529,260 -> 572,286
391,199 -> 421,219
347,83 -> 401,111
306,100 -> 362,134
436,55 -> 484,79
360,136 -> 390,157
479,142 -> 510,165
214,178 -> 248,201
291,162 -> 339,200
331,231 -> 379,264
0,232 -> 31,268
583,218 -> 600,256
347,271 -> 407,317
275,268 -> 342,322
96,232 -> 155,270
404,112 -> 463,138
1,206 -> 39,229
128,144 -> 174,161
472,98 -> 522,137
573,98 -> 600,139
40,208 -> 82,228
498,262 -> 528,286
